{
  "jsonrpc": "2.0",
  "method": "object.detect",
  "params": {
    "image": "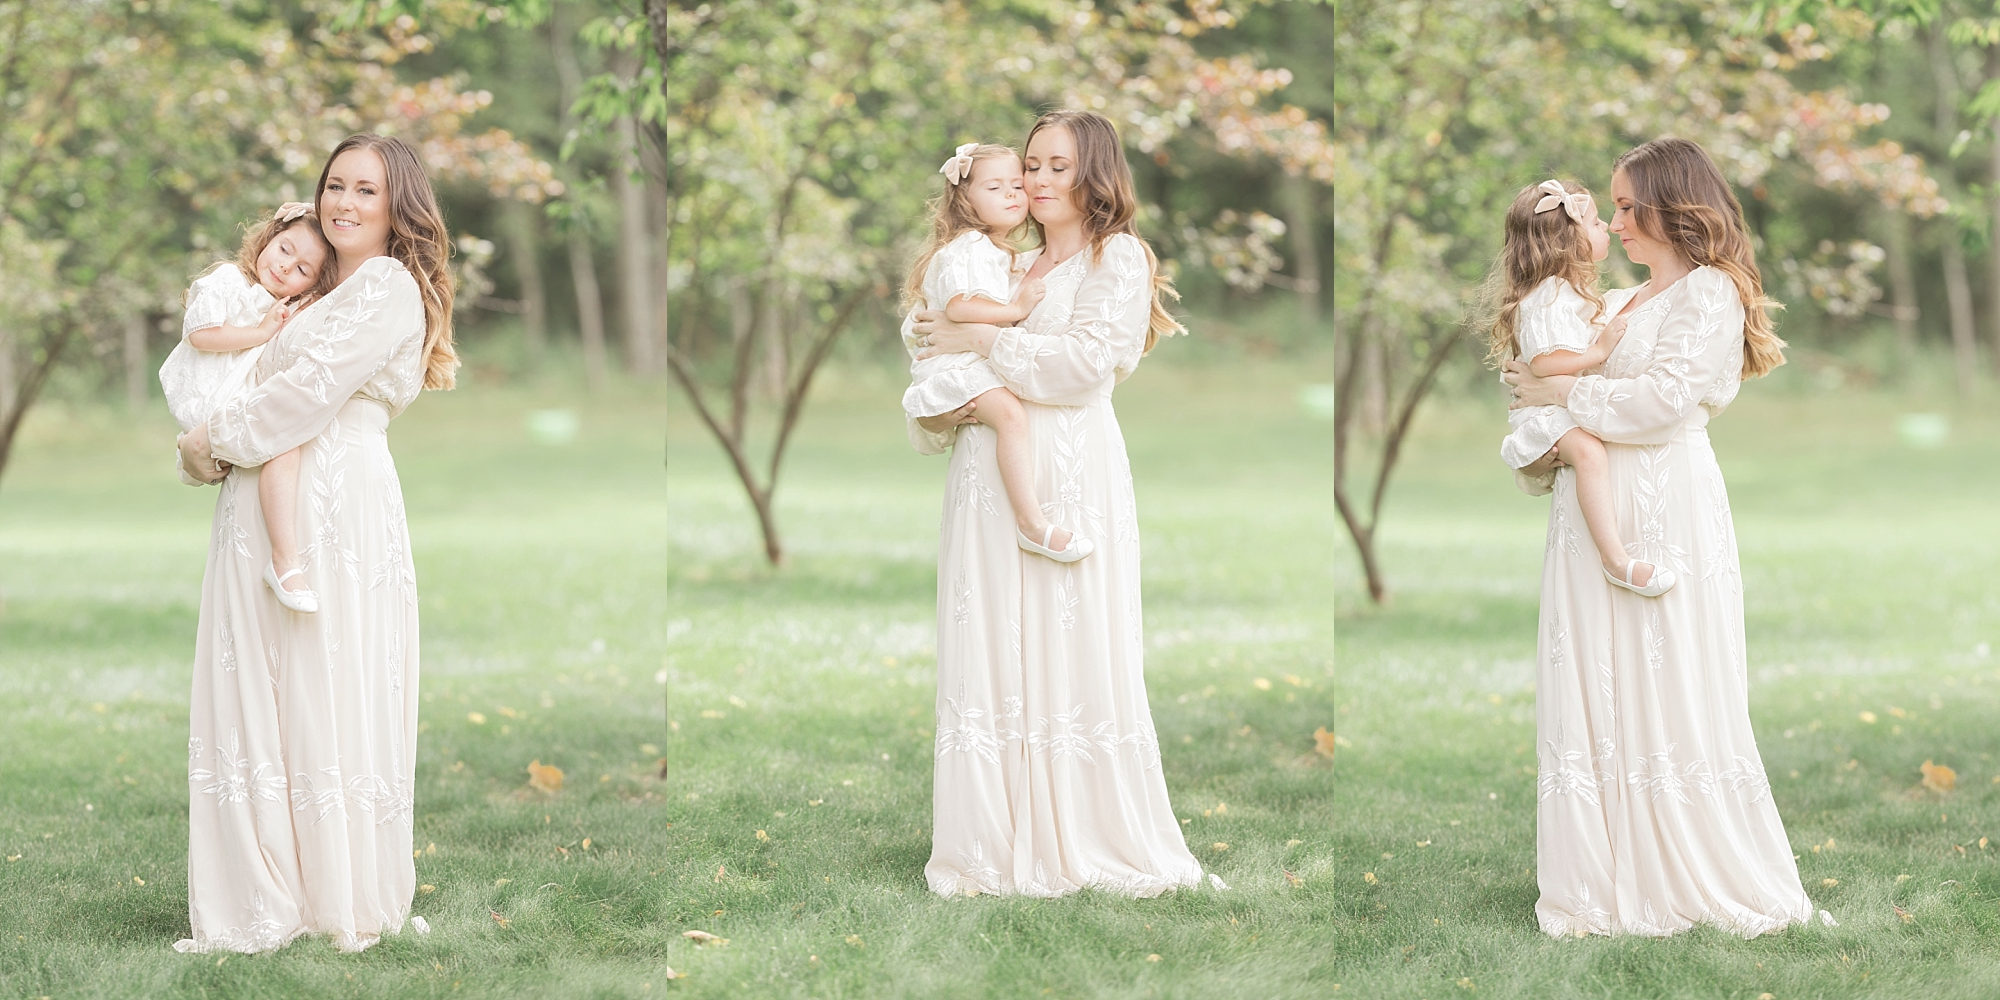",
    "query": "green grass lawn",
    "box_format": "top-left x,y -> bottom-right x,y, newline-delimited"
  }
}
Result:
0,354 -> 1338,999
1334,377 -> 2000,999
